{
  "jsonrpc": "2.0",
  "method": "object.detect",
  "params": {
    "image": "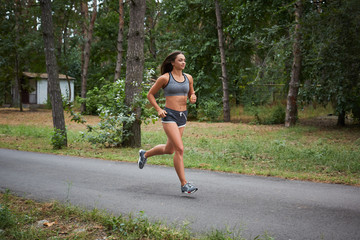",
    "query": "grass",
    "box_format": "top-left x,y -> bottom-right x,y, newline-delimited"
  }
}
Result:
0,190 -> 273,240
